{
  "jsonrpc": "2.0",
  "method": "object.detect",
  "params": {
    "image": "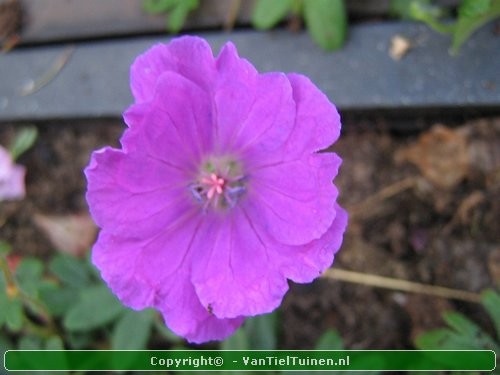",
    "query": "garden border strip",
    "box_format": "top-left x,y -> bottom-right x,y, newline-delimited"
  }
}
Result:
1,22 -> 498,122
